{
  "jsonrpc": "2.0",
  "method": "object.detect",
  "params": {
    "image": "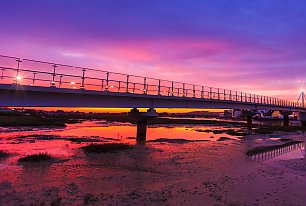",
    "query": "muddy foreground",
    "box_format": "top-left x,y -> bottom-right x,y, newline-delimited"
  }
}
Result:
1,133 -> 306,205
